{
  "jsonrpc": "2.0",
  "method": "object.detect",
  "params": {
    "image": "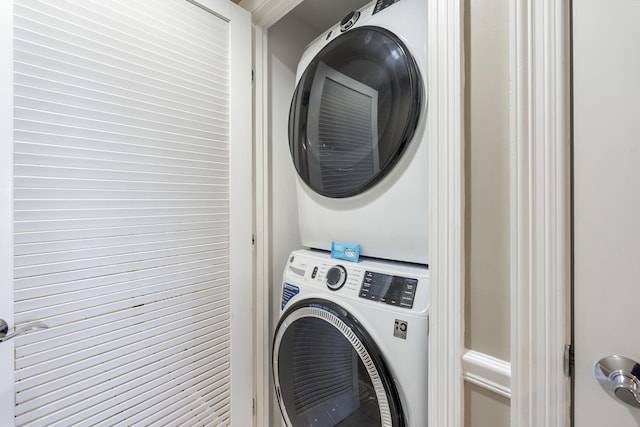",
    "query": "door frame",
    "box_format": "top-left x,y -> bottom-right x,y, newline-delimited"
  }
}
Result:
0,0 -> 15,420
509,0 -> 572,426
227,3 -> 255,426
249,0 -> 572,426
426,1 -> 465,426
